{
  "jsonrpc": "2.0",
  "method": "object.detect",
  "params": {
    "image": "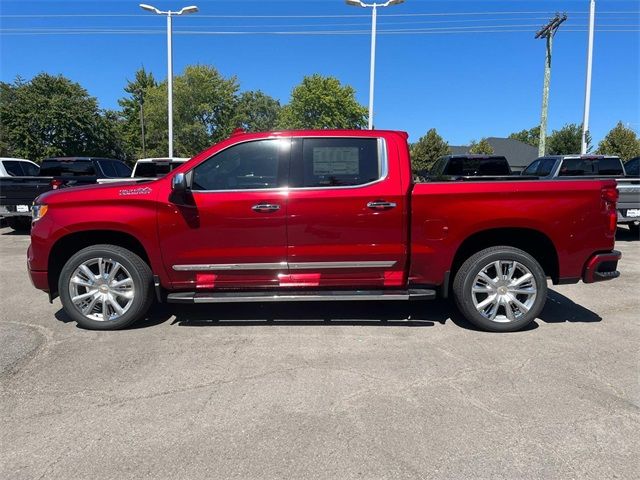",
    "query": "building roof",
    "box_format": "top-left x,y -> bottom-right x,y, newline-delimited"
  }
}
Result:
450,137 -> 539,169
